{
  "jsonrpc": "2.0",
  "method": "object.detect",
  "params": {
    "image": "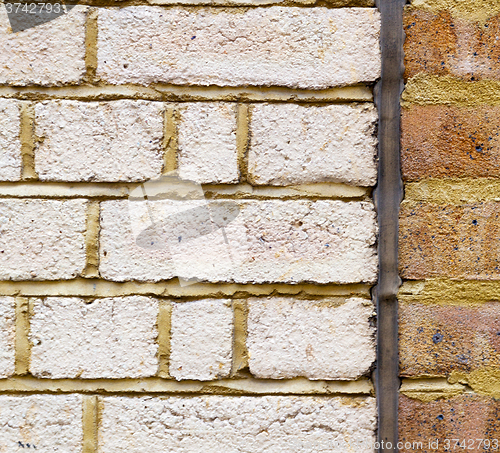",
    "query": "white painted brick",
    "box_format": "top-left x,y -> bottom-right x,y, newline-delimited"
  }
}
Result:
177,103 -> 239,184
35,100 -> 164,182
0,394 -> 83,452
0,199 -> 86,280
99,199 -> 377,284
170,299 -> 233,380
97,7 -> 381,89
0,99 -> 21,181
0,7 -> 86,86
247,297 -> 375,380
30,296 -> 158,379
248,103 -> 378,186
99,395 -> 376,453
0,296 -> 15,378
